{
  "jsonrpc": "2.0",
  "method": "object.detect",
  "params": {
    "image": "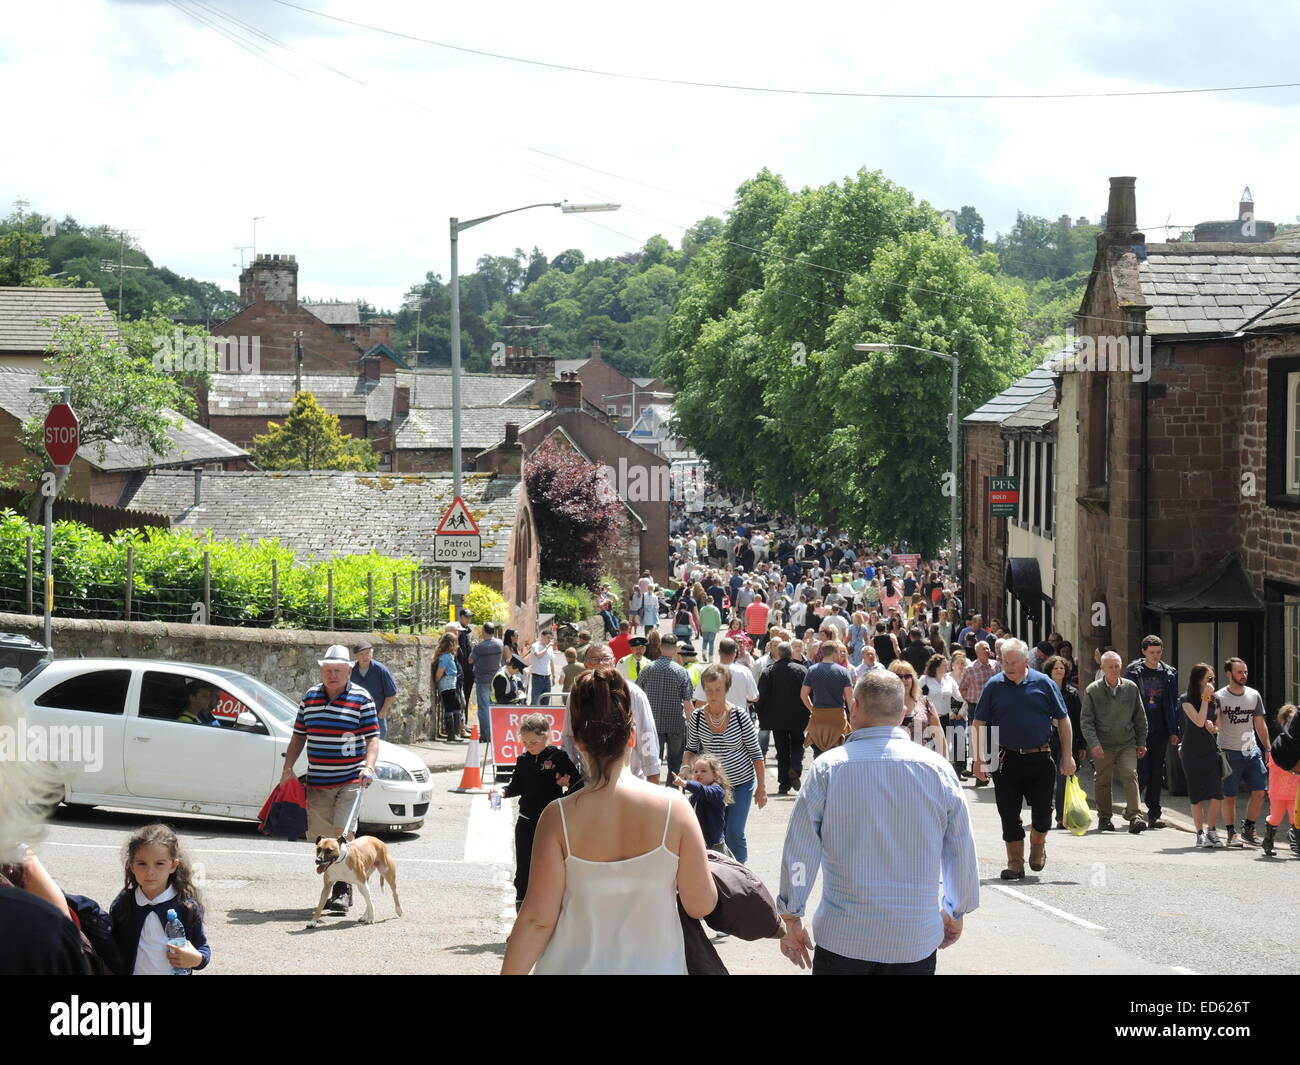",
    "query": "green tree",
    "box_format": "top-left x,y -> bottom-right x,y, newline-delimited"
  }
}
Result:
249,392 -> 380,471
954,206 -> 985,252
